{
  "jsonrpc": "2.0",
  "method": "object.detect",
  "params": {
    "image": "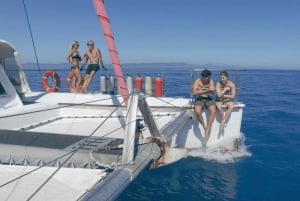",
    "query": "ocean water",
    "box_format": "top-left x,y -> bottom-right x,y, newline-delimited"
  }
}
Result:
26,69 -> 300,201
